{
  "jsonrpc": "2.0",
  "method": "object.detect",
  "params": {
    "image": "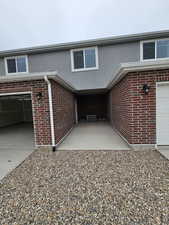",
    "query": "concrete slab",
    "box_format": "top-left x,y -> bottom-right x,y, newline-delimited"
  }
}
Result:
159,150 -> 169,160
0,123 -> 34,180
57,122 -> 130,150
